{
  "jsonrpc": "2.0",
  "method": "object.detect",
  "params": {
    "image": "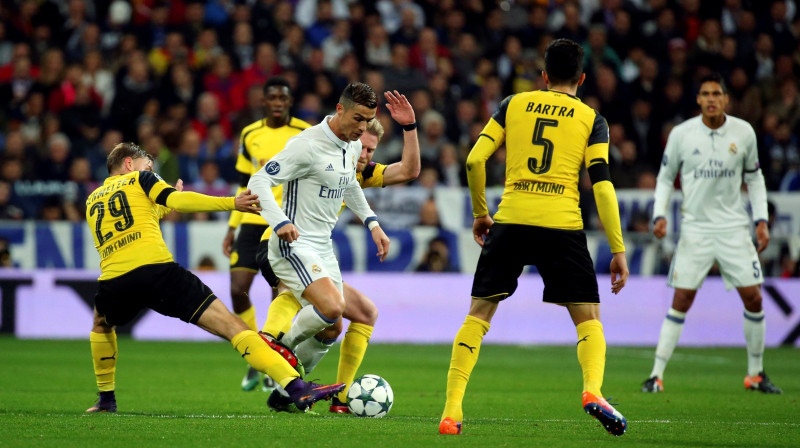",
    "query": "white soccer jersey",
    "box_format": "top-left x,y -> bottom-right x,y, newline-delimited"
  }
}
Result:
248,116 -> 378,252
653,114 -> 768,233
